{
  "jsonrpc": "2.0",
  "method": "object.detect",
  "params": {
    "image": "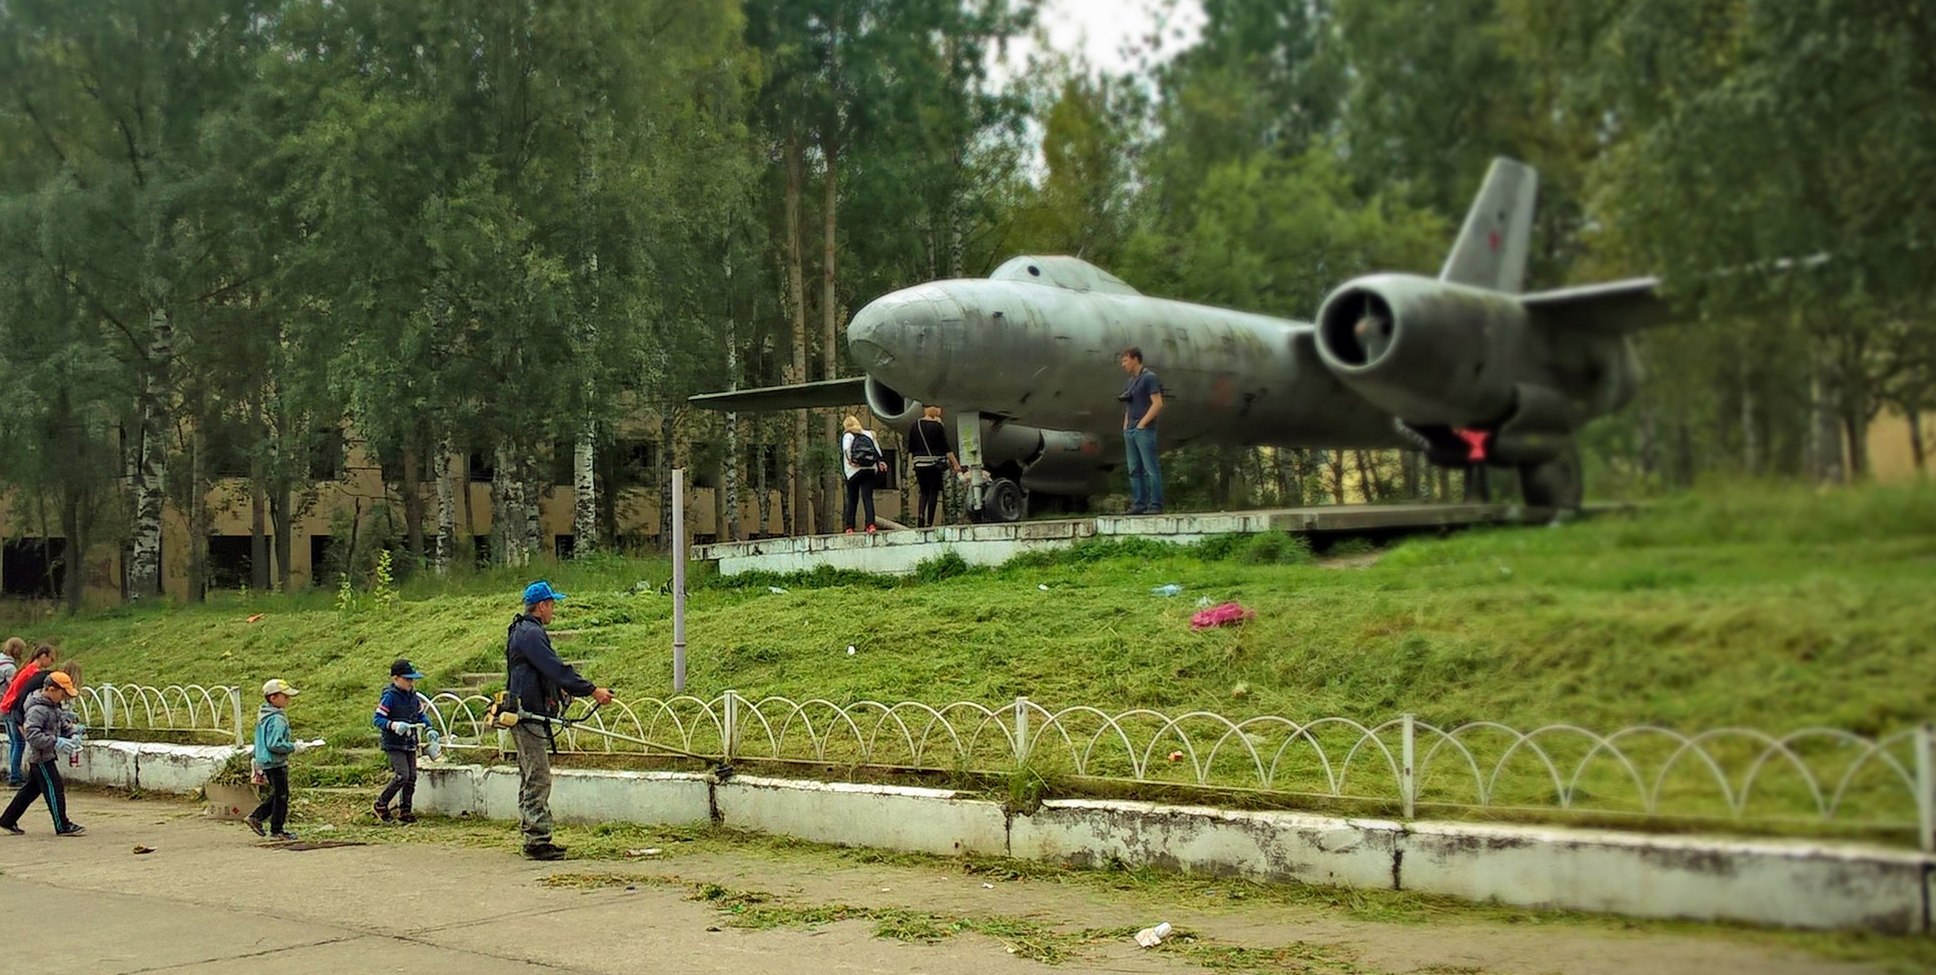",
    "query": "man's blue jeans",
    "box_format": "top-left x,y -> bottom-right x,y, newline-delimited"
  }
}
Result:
1124,426 -> 1164,511
5,714 -> 23,784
